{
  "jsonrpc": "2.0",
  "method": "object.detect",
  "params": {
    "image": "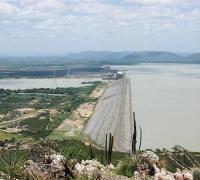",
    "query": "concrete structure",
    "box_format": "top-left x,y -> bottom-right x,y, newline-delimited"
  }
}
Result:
101,66 -> 124,80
